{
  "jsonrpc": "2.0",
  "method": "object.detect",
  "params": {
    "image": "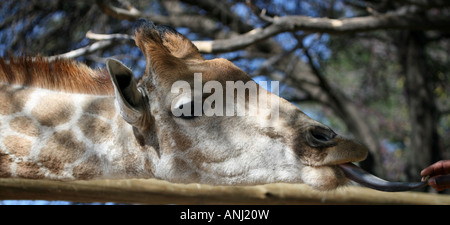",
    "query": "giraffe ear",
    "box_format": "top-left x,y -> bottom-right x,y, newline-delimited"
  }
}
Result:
106,58 -> 145,126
